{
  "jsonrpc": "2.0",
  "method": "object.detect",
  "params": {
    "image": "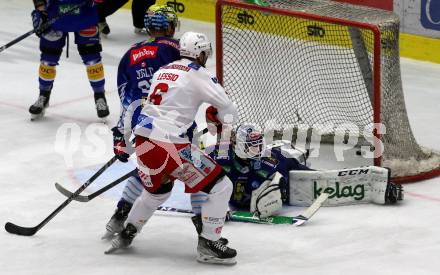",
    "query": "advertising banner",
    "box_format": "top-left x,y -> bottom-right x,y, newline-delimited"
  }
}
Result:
421,0 -> 440,31
333,0 -> 393,11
